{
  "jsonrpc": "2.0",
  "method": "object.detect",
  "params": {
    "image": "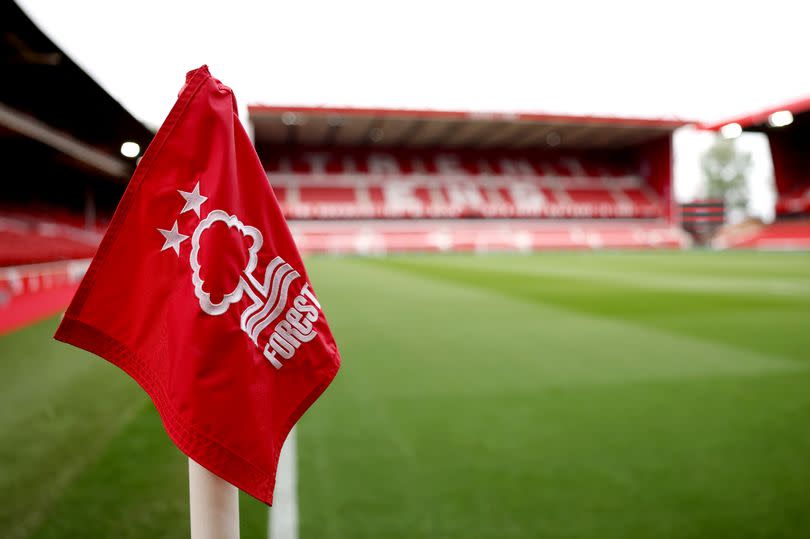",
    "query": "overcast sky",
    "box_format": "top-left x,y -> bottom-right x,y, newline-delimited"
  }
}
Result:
17,0 -> 810,220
